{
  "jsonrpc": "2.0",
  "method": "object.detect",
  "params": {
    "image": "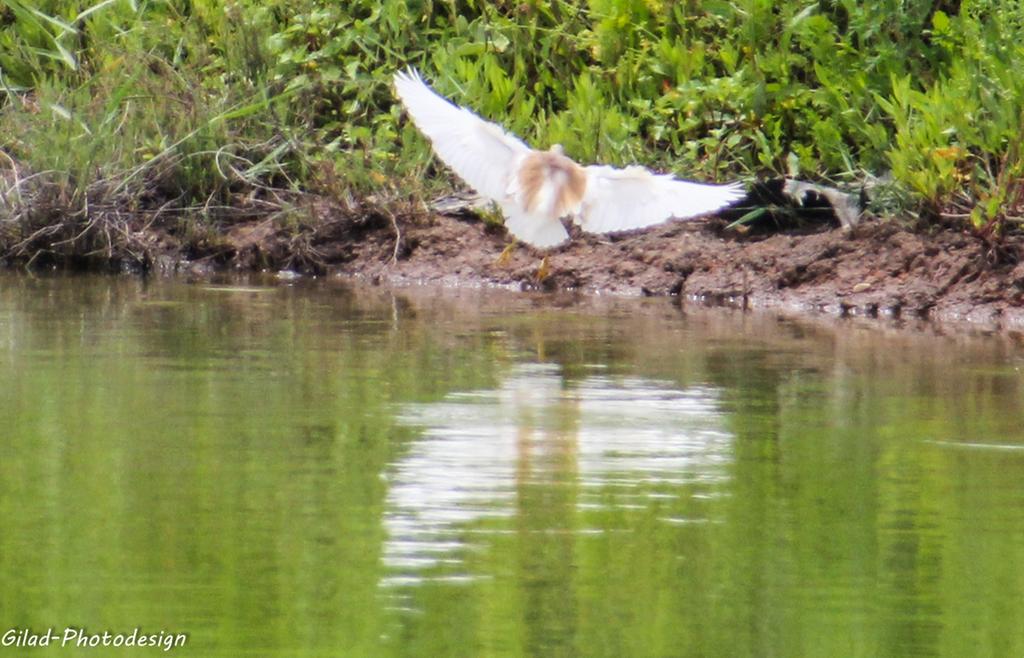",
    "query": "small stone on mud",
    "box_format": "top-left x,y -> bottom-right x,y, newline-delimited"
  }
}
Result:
852,282 -> 872,293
